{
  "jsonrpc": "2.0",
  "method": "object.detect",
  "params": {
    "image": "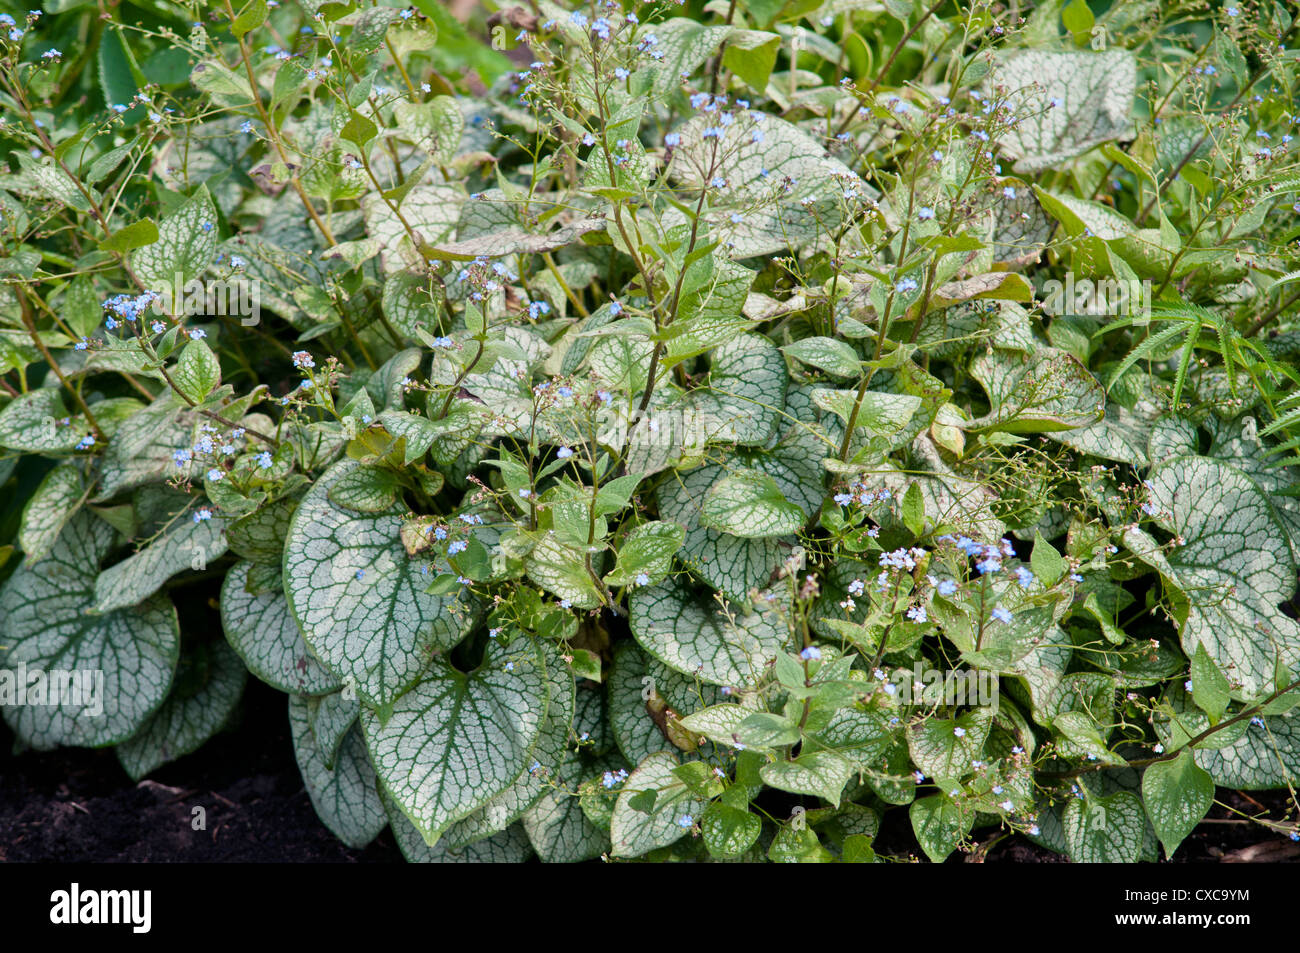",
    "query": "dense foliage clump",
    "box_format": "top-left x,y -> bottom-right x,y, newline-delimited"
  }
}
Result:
1,0 -> 1300,862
